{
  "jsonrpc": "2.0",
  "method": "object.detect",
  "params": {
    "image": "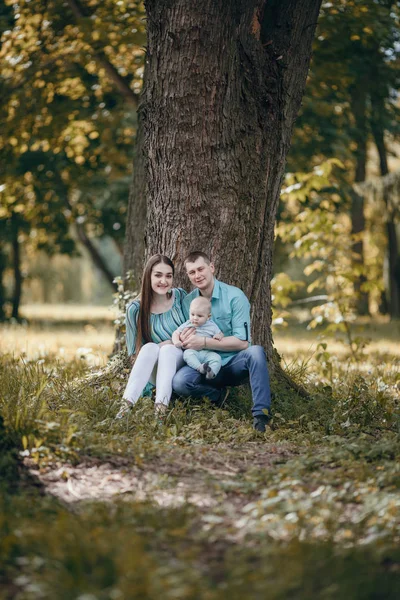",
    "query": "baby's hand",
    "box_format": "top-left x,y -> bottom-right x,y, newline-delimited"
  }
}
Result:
174,341 -> 183,348
213,332 -> 224,341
